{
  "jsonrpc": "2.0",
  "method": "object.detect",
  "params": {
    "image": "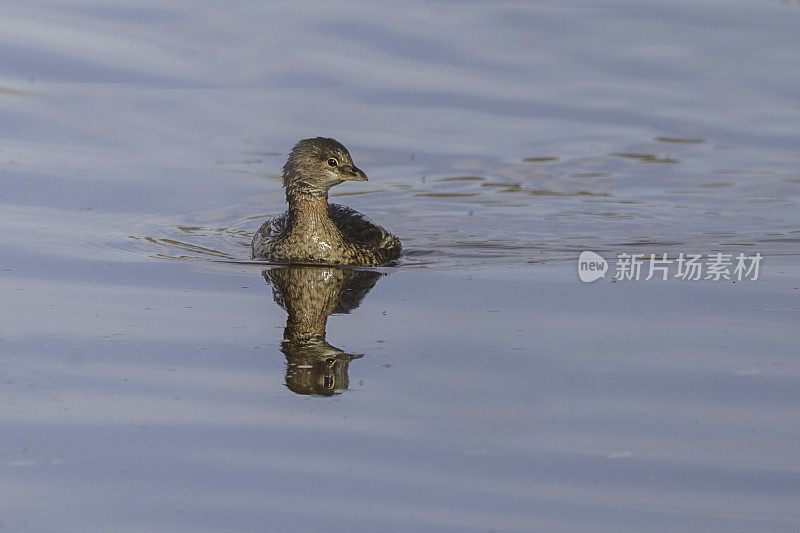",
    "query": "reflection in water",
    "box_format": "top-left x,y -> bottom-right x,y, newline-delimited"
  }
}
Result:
609,152 -> 680,164
264,265 -> 383,396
